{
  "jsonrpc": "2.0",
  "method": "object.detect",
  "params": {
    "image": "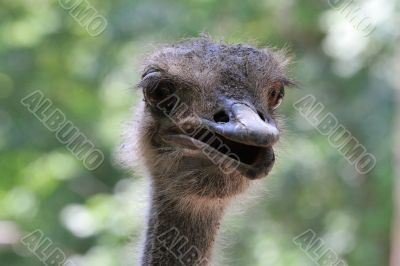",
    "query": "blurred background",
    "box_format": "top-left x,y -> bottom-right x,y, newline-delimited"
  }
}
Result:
0,0 -> 399,265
